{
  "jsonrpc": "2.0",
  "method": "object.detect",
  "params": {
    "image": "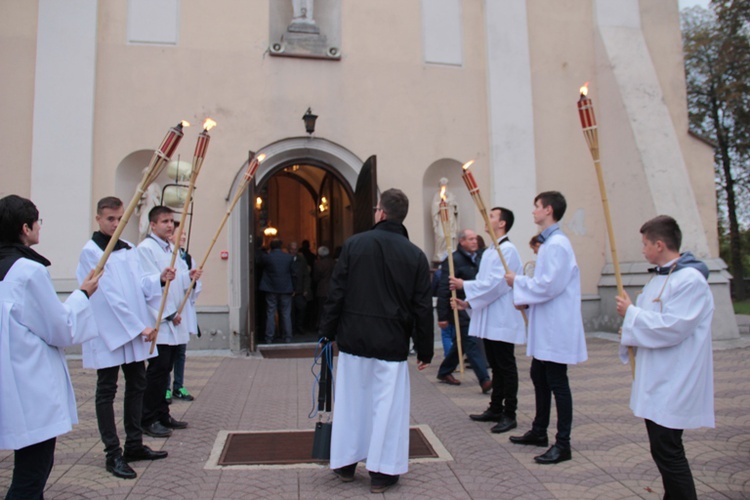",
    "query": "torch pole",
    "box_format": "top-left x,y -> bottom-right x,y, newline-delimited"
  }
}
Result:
439,201 -> 464,375
578,90 -> 635,377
